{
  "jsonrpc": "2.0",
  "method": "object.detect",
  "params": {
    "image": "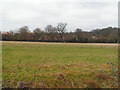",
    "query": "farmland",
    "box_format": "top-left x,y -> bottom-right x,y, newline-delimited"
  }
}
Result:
2,41 -> 118,88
